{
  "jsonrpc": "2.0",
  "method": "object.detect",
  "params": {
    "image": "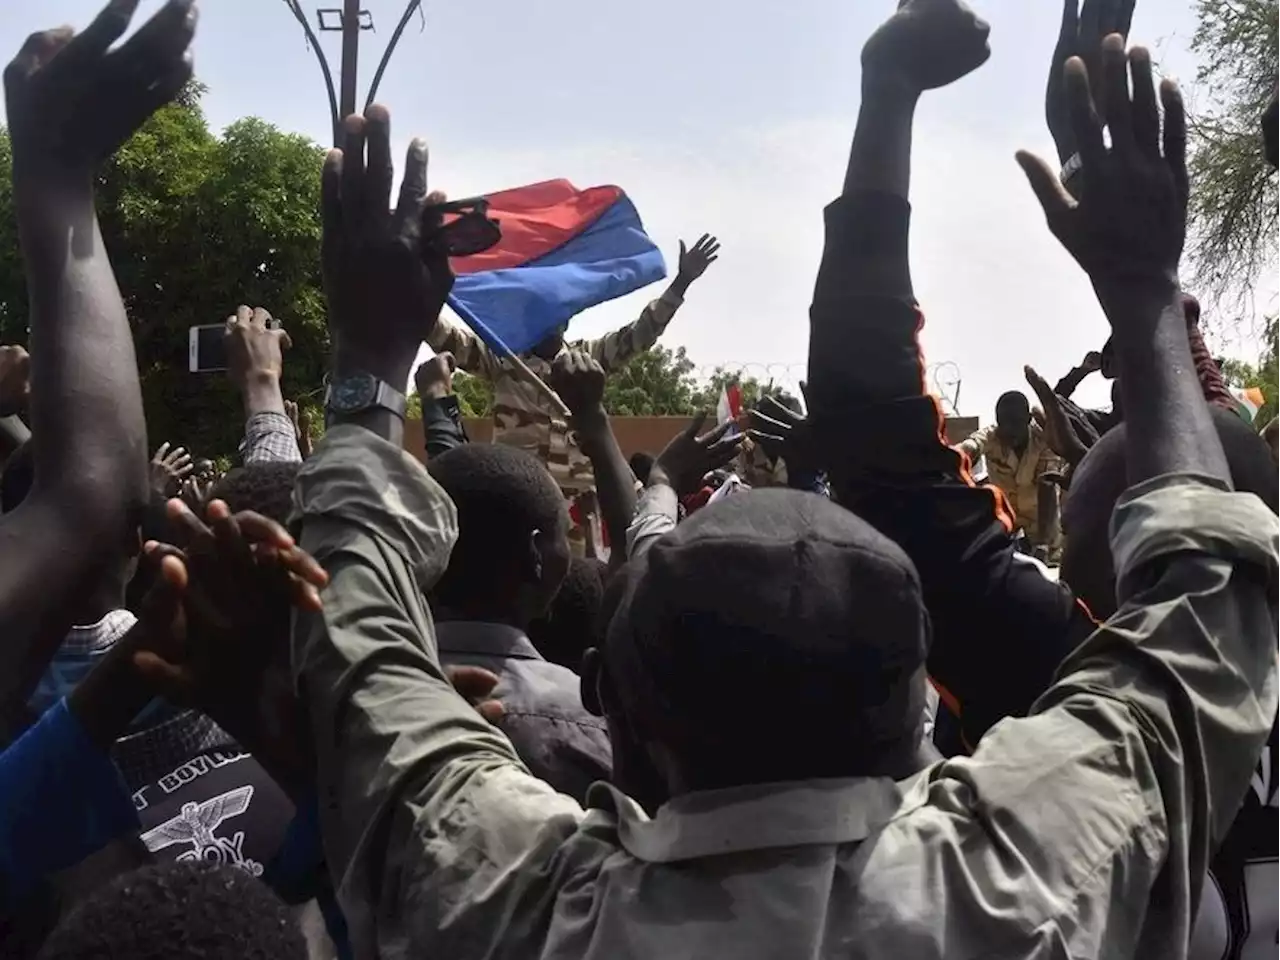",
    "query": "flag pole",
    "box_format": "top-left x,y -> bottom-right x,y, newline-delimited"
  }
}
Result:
446,296 -> 572,419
